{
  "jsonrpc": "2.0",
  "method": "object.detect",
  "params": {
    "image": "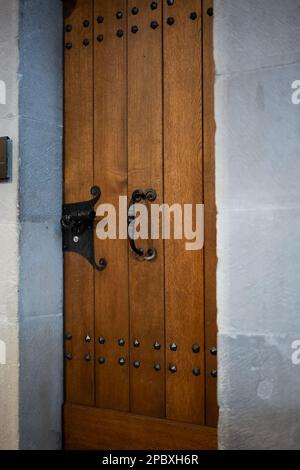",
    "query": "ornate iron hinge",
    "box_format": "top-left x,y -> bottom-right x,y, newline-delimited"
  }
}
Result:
61,186 -> 107,271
